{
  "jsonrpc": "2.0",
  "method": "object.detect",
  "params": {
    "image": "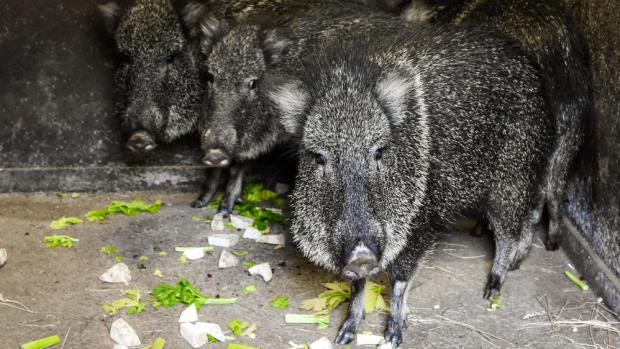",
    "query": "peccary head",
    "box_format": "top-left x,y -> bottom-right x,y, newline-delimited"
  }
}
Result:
196,16 -> 291,166
99,0 -> 202,152
268,45 -> 429,279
